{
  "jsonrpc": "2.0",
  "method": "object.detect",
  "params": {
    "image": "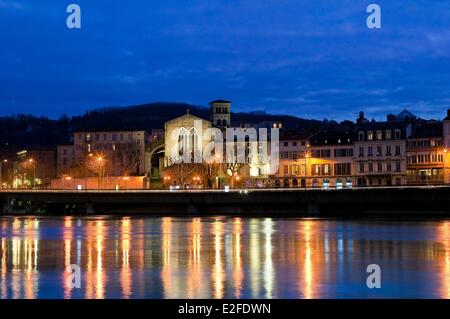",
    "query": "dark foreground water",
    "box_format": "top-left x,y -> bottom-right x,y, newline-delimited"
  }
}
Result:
1,215 -> 450,299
